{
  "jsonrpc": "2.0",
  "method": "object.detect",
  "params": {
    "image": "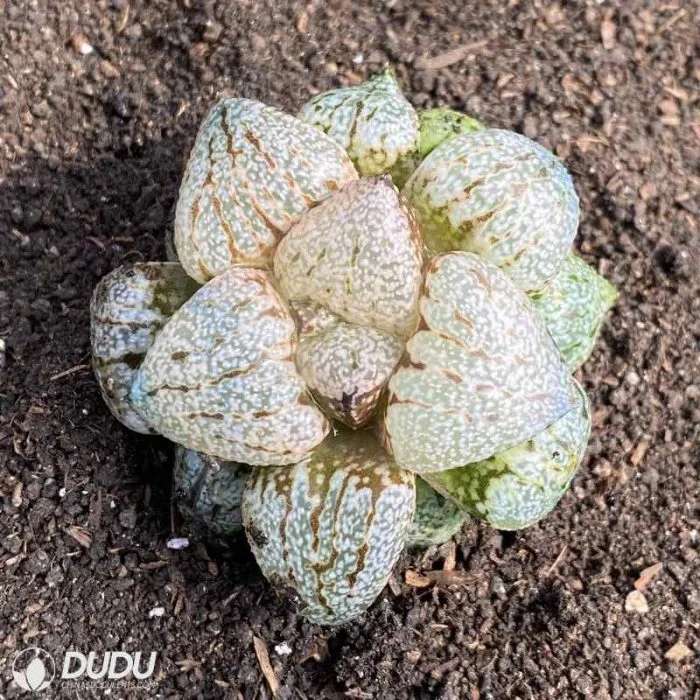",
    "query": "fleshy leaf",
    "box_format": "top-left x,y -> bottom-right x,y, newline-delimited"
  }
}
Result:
406,477 -> 467,548
173,445 -> 251,536
403,128 -> 579,292
175,98 -> 358,282
90,263 -> 199,433
424,378 -> 591,530
274,177 -> 424,338
529,253 -> 618,370
293,302 -> 404,428
130,267 -> 329,465
382,252 -> 576,473
242,428 -> 415,626
298,69 -> 419,177
390,107 -> 484,188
